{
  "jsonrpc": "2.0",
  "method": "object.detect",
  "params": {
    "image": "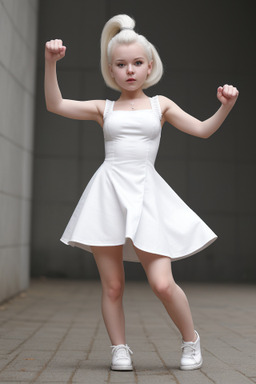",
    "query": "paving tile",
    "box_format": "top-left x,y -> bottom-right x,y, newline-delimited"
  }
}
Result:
0,279 -> 255,384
